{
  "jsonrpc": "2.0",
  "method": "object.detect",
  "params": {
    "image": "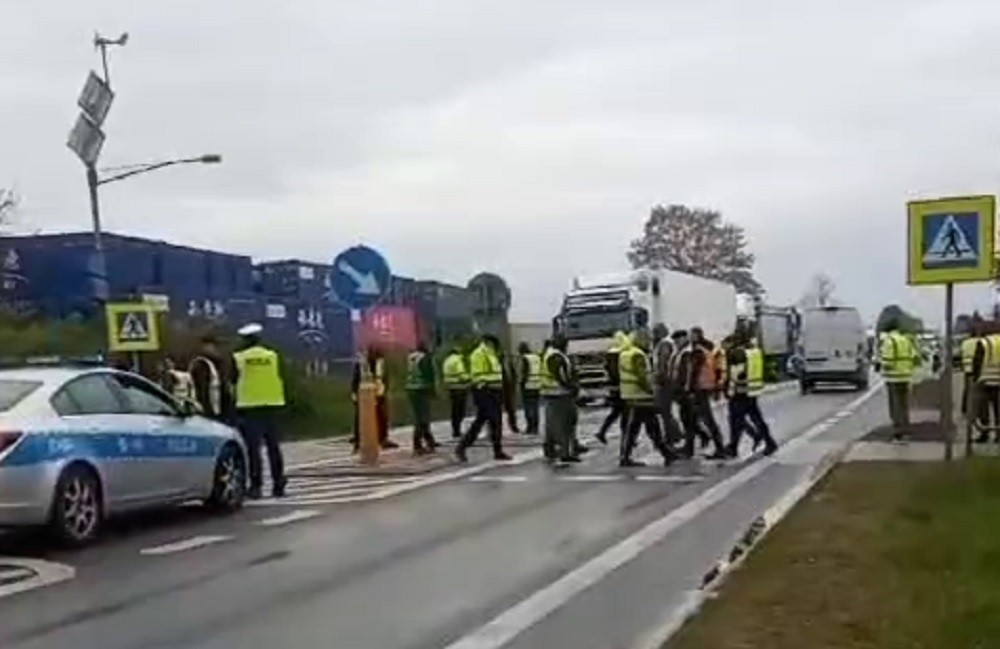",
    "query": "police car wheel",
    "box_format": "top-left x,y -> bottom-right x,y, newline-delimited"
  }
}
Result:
207,443 -> 246,513
51,464 -> 103,547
